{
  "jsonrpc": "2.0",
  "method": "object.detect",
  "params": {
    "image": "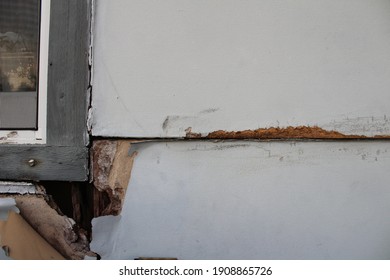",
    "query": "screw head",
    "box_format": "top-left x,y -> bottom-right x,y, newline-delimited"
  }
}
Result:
28,159 -> 37,167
